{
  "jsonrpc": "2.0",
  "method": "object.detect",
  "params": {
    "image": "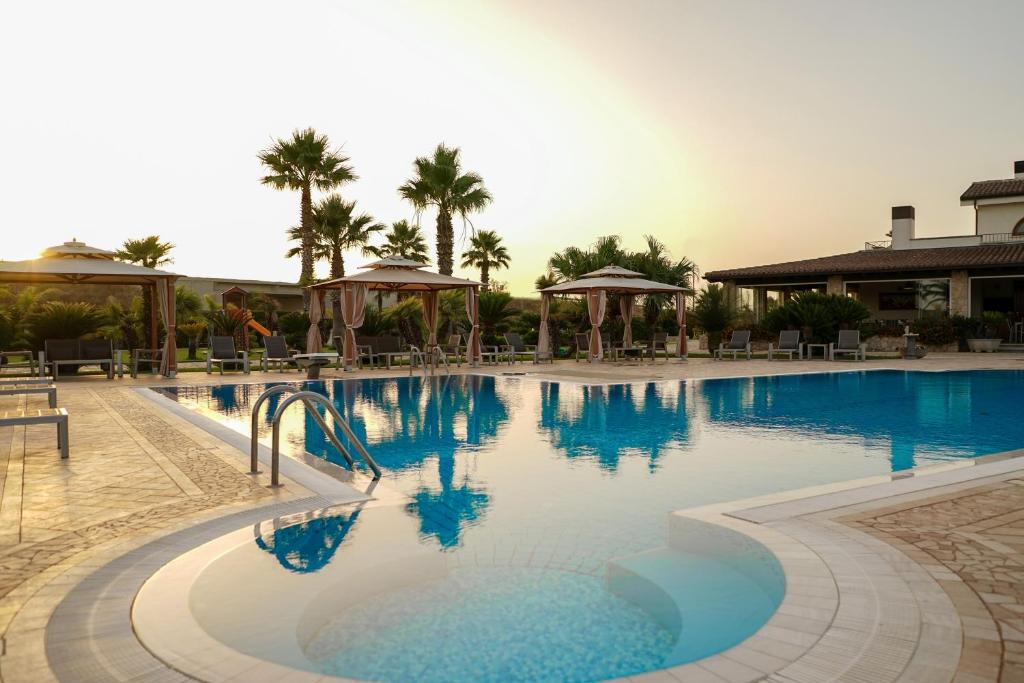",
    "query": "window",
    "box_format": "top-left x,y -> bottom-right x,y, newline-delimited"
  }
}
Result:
1014,217 -> 1024,236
